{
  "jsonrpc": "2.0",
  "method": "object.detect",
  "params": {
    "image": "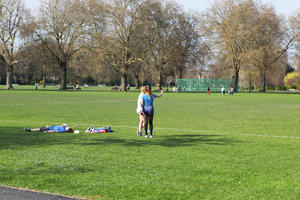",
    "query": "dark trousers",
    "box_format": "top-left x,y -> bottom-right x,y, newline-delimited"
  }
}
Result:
143,106 -> 154,135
